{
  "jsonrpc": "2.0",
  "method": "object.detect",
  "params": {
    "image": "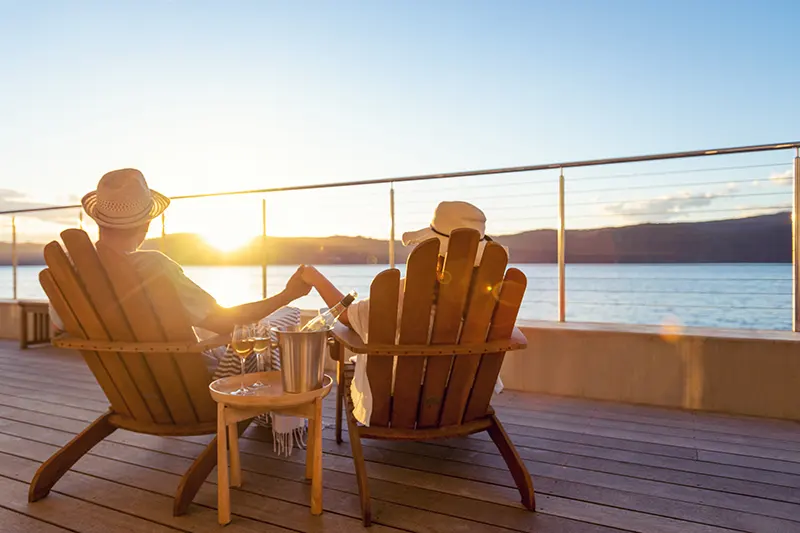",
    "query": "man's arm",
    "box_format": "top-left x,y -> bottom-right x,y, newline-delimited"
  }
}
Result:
198,267 -> 311,334
302,266 -> 351,326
